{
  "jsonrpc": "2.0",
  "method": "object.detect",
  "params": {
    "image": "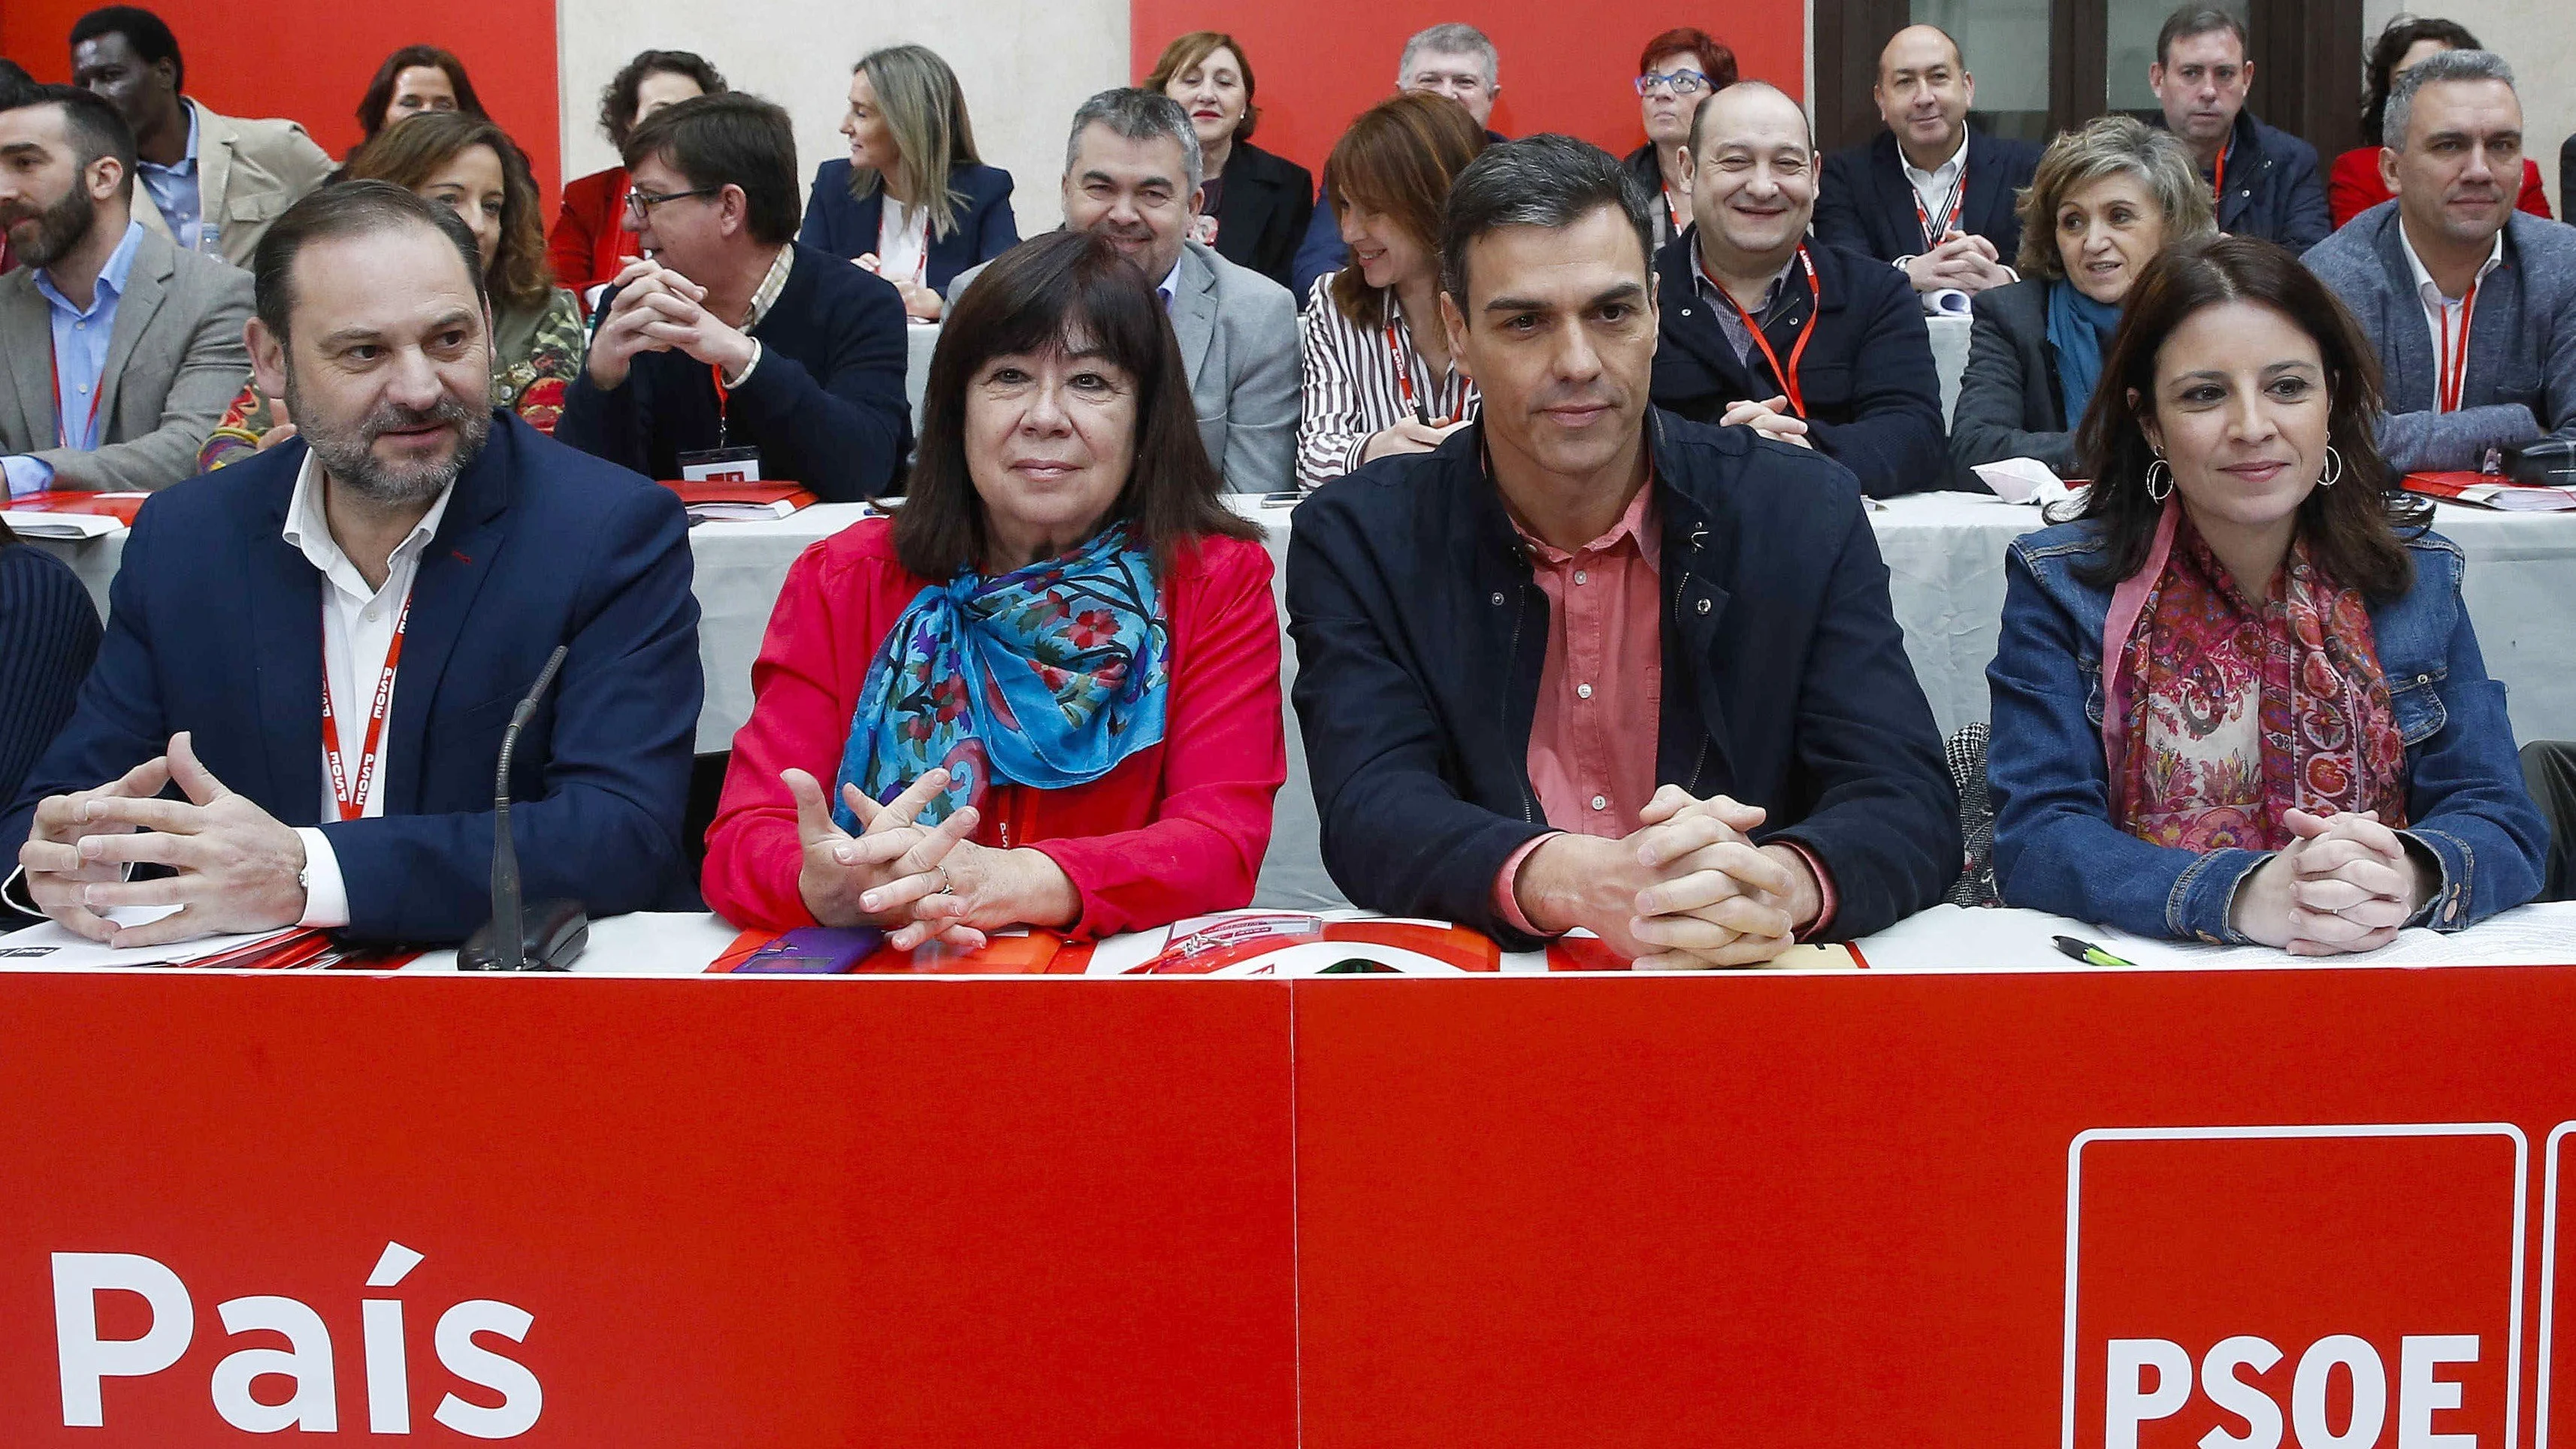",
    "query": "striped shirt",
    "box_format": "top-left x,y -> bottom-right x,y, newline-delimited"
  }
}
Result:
1295,272 -> 1480,491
